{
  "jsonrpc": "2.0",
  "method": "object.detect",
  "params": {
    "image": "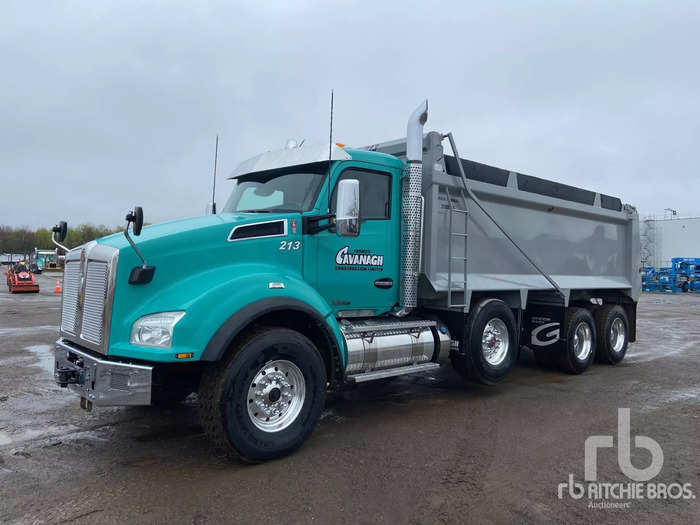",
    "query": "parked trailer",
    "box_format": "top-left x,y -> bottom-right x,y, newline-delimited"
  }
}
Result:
52,100 -> 639,461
